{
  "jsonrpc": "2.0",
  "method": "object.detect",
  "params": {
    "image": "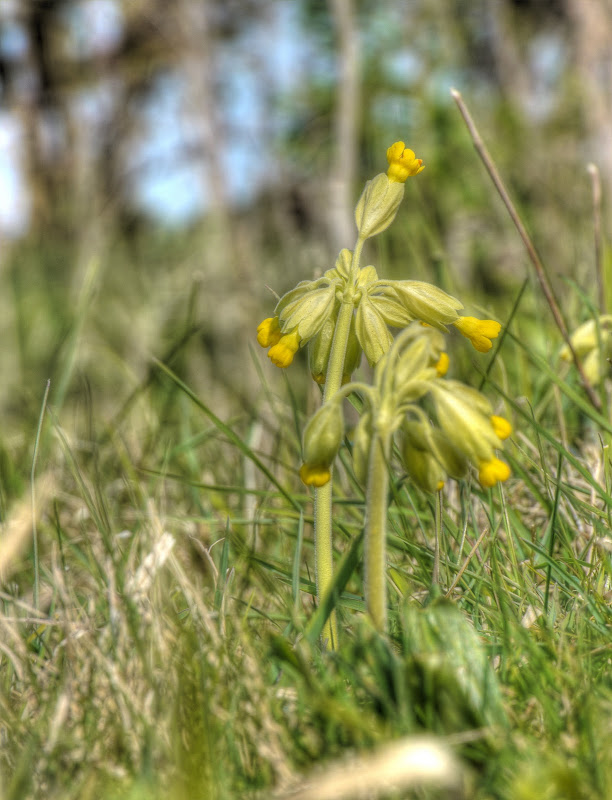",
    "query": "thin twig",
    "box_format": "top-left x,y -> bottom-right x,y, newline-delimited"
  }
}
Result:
587,163 -> 605,313
451,88 -> 601,411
